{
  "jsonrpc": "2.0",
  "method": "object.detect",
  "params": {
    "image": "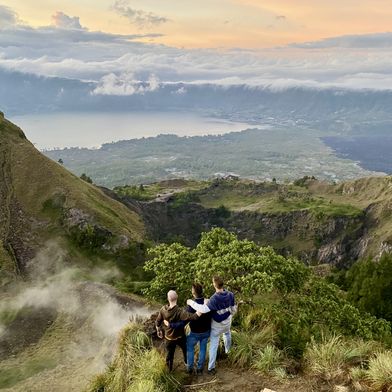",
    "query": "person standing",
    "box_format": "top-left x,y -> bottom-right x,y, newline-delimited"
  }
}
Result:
155,290 -> 200,371
168,283 -> 212,374
187,276 -> 236,375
